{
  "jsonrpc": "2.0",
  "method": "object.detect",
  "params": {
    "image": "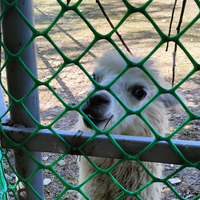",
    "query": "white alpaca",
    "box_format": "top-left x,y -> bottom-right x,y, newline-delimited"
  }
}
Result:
76,52 -> 182,200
